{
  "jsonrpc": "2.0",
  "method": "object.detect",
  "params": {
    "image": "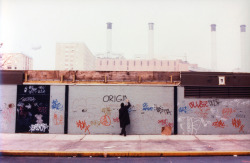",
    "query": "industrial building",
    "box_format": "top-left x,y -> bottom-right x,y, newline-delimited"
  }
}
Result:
0,53 -> 33,70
